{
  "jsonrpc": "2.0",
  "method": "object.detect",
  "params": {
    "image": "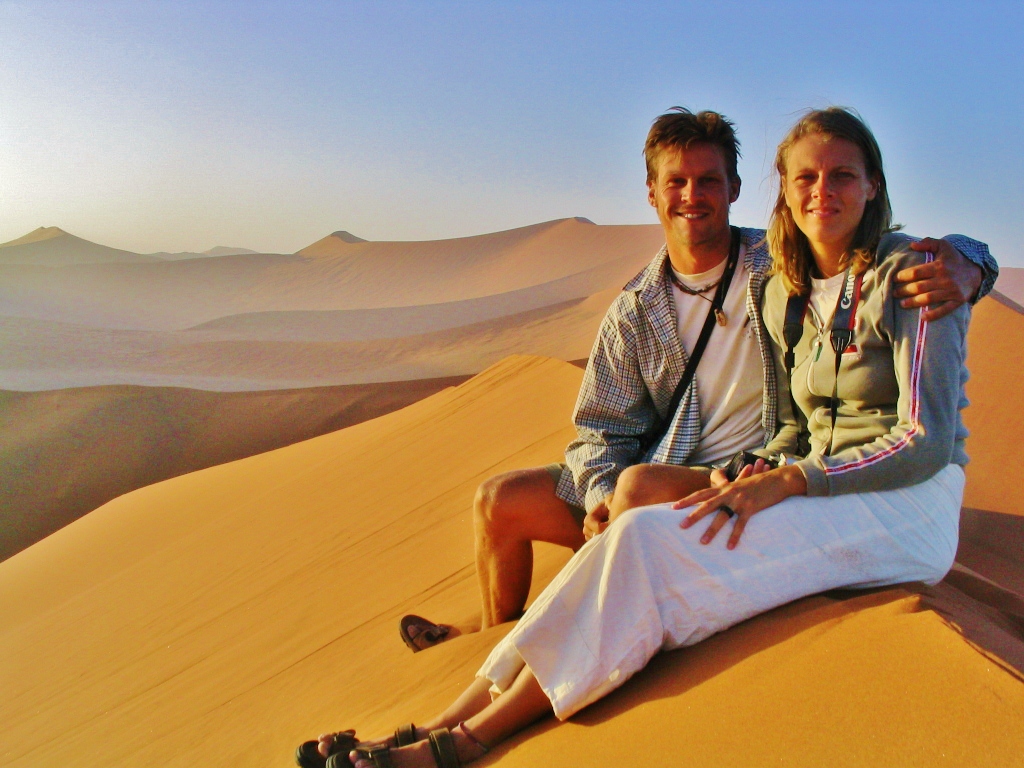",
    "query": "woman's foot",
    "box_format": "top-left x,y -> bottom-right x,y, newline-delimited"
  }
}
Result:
350,726 -> 487,768
316,730 -> 357,758
318,726 -> 427,758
